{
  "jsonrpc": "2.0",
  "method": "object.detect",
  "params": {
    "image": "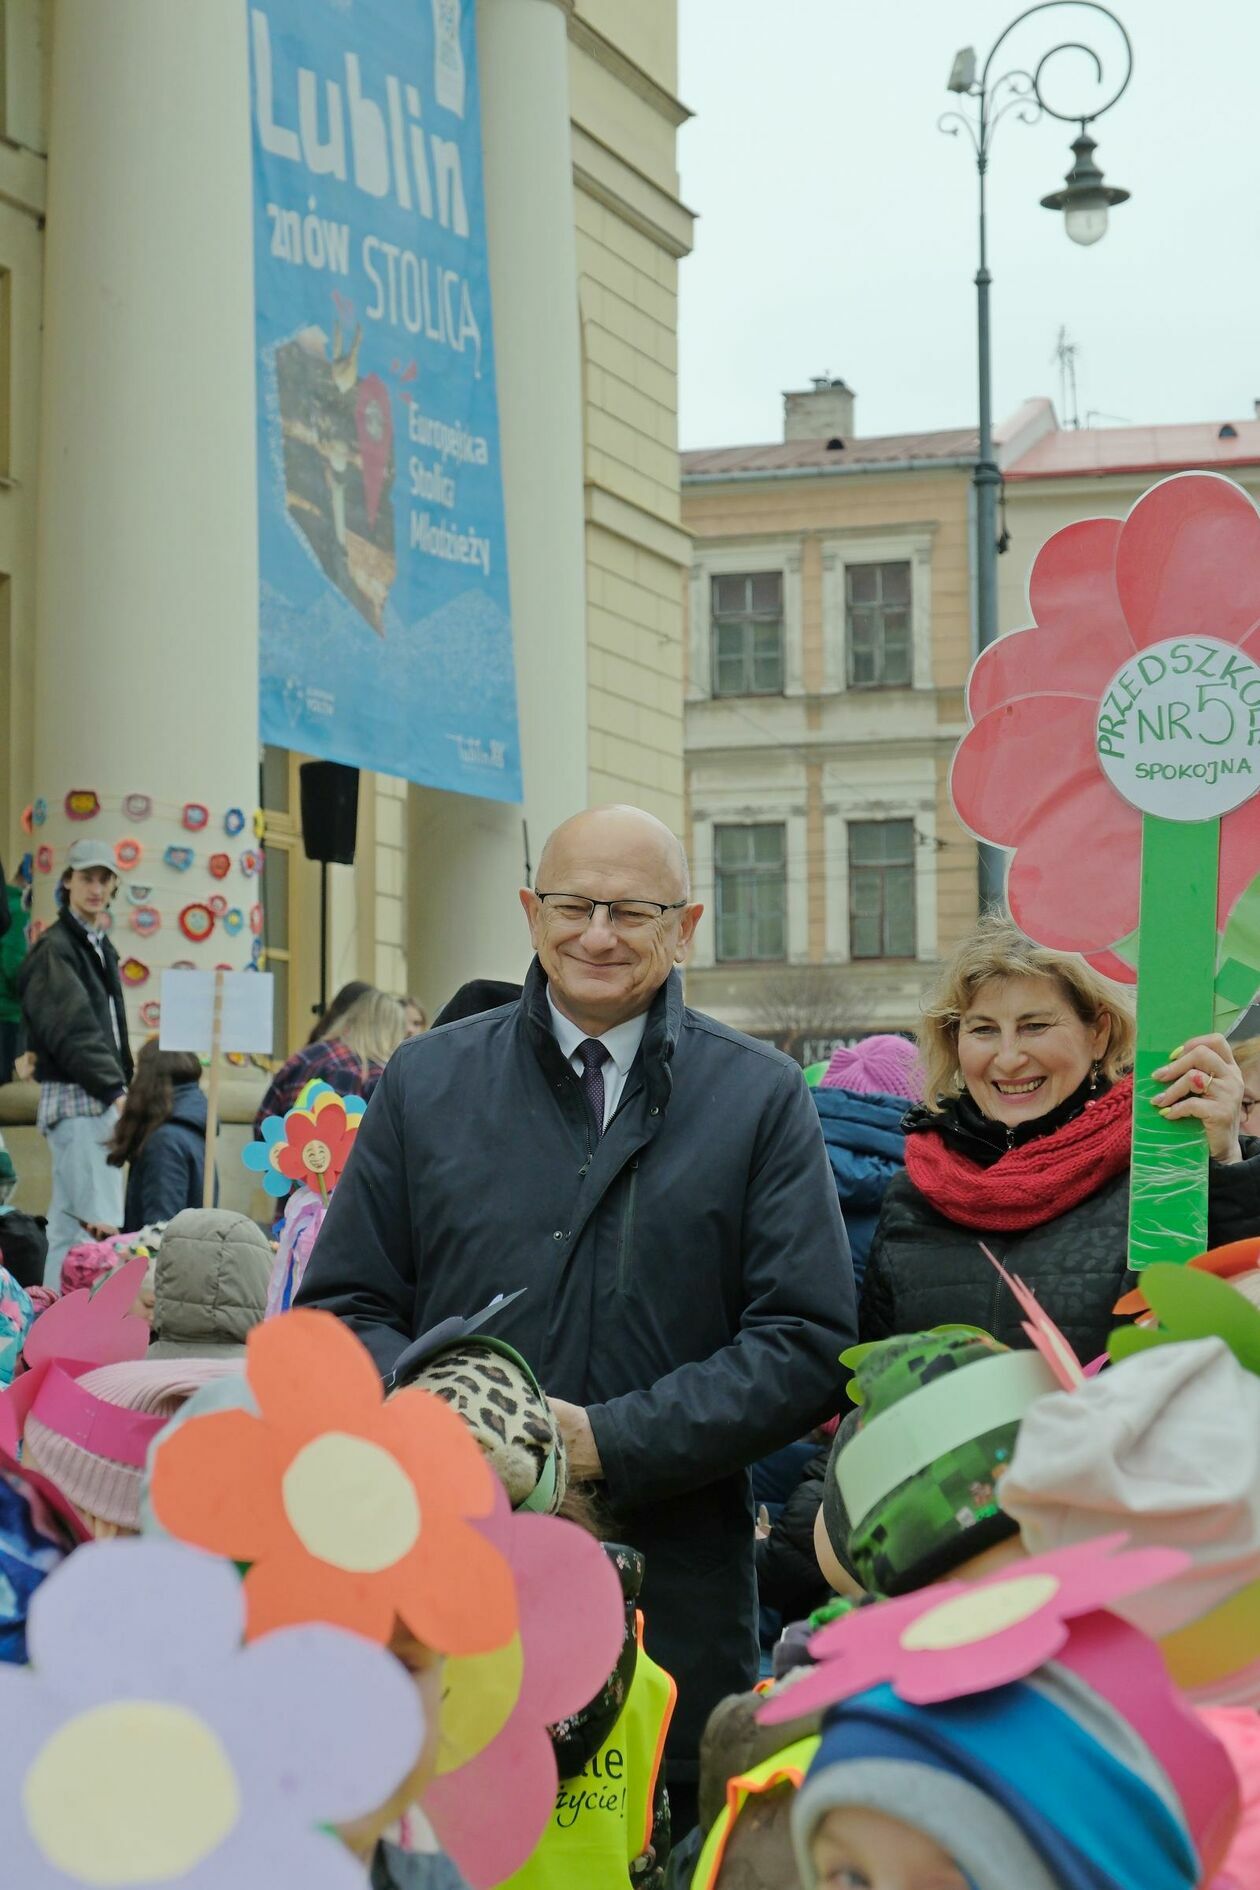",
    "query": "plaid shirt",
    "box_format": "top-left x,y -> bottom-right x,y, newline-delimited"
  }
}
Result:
37,1082 -> 109,1135
253,1038 -> 385,1136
